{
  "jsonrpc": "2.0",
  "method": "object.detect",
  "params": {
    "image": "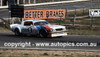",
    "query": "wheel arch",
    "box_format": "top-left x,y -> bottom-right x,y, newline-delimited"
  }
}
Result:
14,27 -> 21,33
